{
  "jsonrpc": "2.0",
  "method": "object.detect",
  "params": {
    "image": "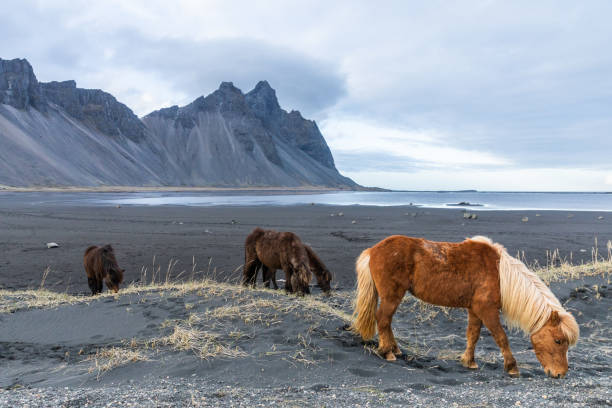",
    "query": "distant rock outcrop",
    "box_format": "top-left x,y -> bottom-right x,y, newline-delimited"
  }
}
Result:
41,80 -> 146,142
0,57 -> 357,188
0,58 -> 45,111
